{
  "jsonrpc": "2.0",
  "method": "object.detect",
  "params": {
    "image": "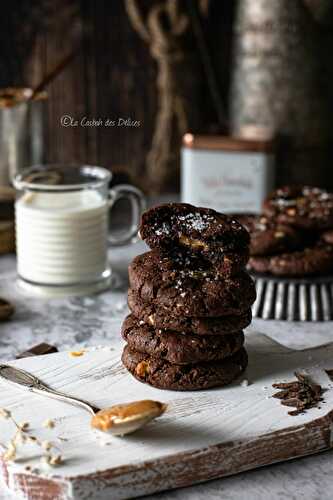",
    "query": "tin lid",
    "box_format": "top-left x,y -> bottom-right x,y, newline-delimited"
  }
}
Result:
182,132 -> 274,152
